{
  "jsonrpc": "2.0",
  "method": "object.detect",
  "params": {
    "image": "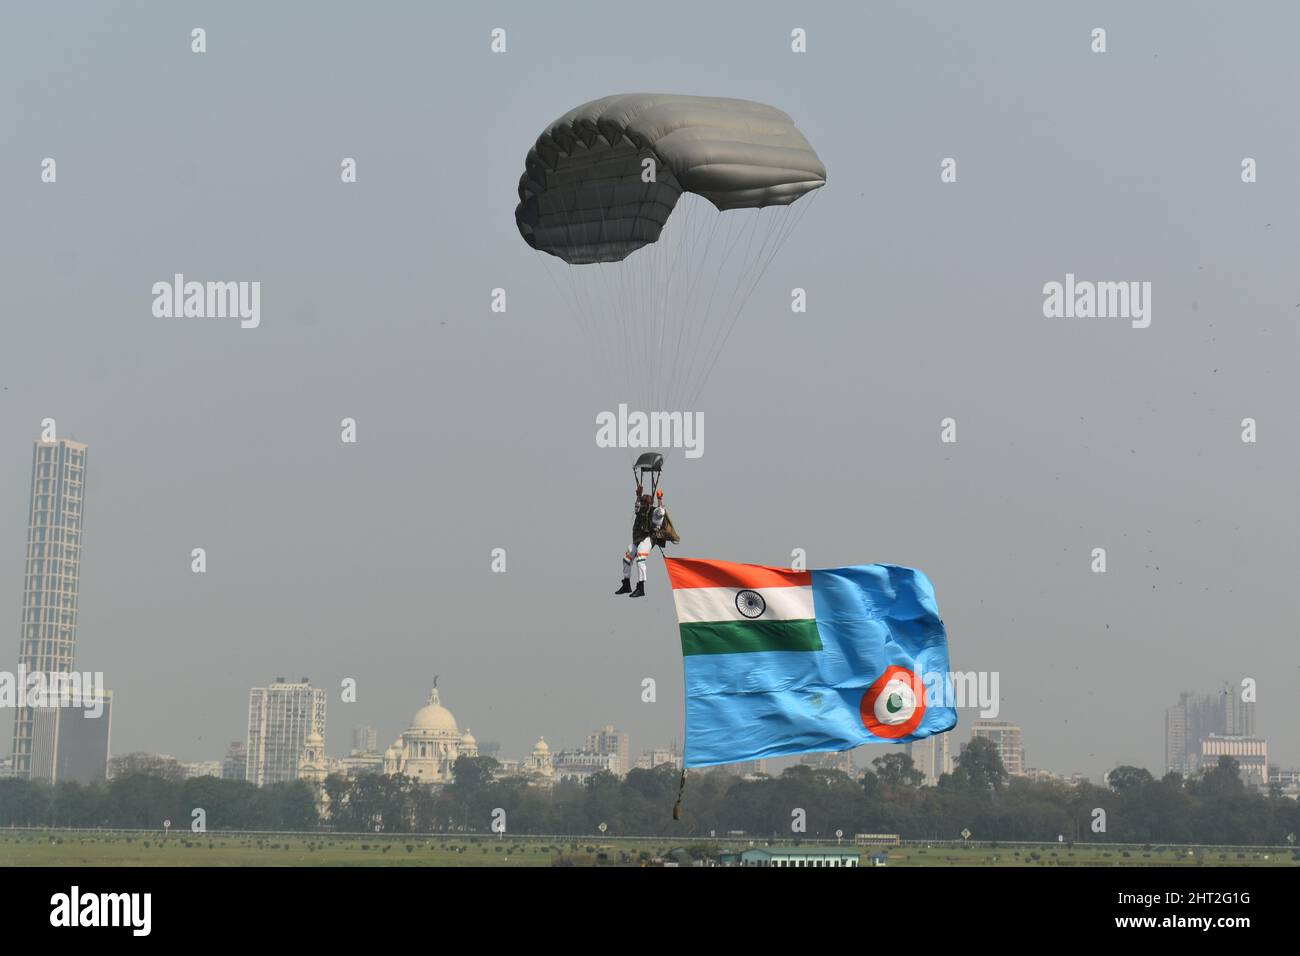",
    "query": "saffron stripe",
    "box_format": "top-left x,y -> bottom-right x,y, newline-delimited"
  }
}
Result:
665,557 -> 811,591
